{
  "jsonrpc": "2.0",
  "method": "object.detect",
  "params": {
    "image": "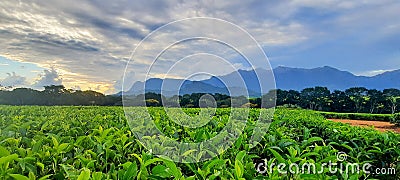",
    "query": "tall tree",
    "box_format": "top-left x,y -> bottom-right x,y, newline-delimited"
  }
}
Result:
313,87 -> 331,111
345,87 -> 369,113
287,90 -> 300,105
383,88 -> 400,114
330,90 -> 351,112
366,89 -> 383,114
300,88 -> 317,110
300,87 -> 330,110
261,90 -> 277,108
